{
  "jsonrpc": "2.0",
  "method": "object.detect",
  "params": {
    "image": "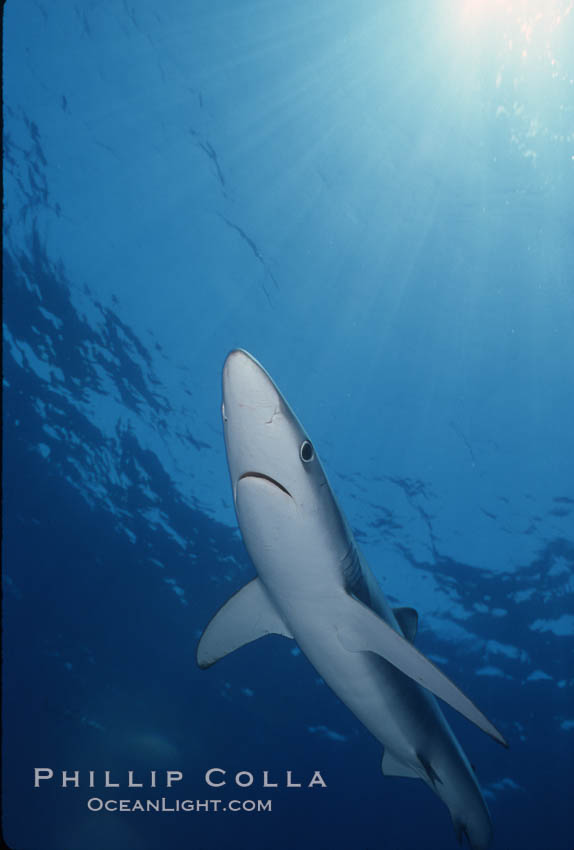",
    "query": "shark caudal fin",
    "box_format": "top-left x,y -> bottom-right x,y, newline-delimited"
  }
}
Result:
197,578 -> 293,669
452,811 -> 493,850
337,593 -> 507,747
